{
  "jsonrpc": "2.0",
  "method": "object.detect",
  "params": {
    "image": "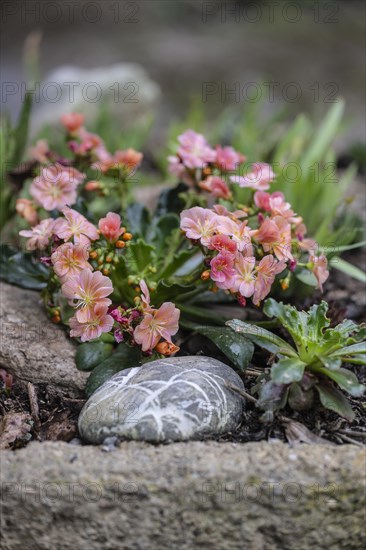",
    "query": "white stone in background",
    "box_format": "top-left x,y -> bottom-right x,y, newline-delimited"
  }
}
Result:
31,63 -> 161,133
79,356 -> 245,443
